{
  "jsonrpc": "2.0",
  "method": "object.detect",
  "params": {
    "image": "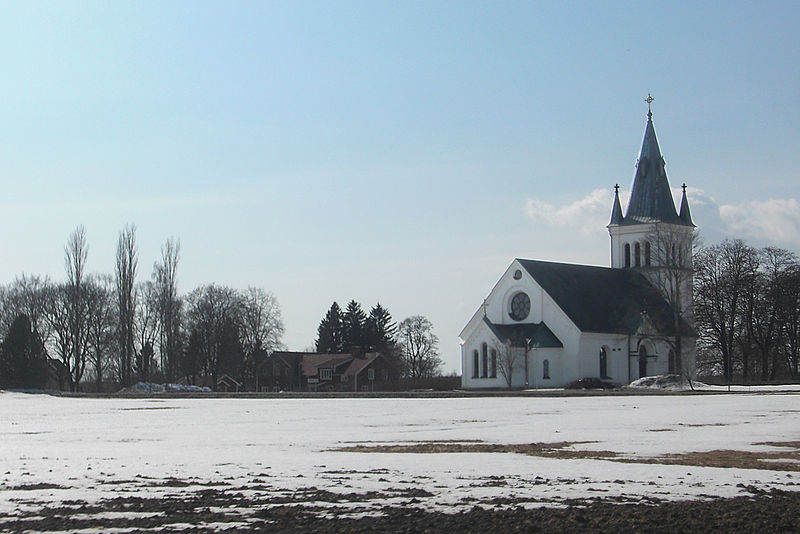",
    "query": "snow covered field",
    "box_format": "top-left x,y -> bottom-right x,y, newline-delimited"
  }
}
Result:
1,392 -> 799,529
